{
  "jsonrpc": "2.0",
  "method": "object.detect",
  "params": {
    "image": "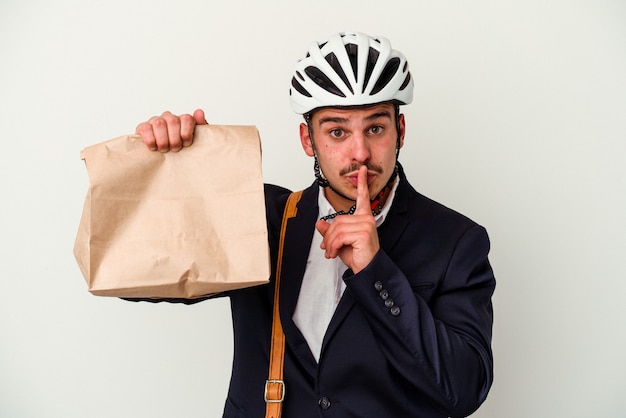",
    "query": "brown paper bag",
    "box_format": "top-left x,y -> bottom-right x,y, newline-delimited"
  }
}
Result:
74,124 -> 270,298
